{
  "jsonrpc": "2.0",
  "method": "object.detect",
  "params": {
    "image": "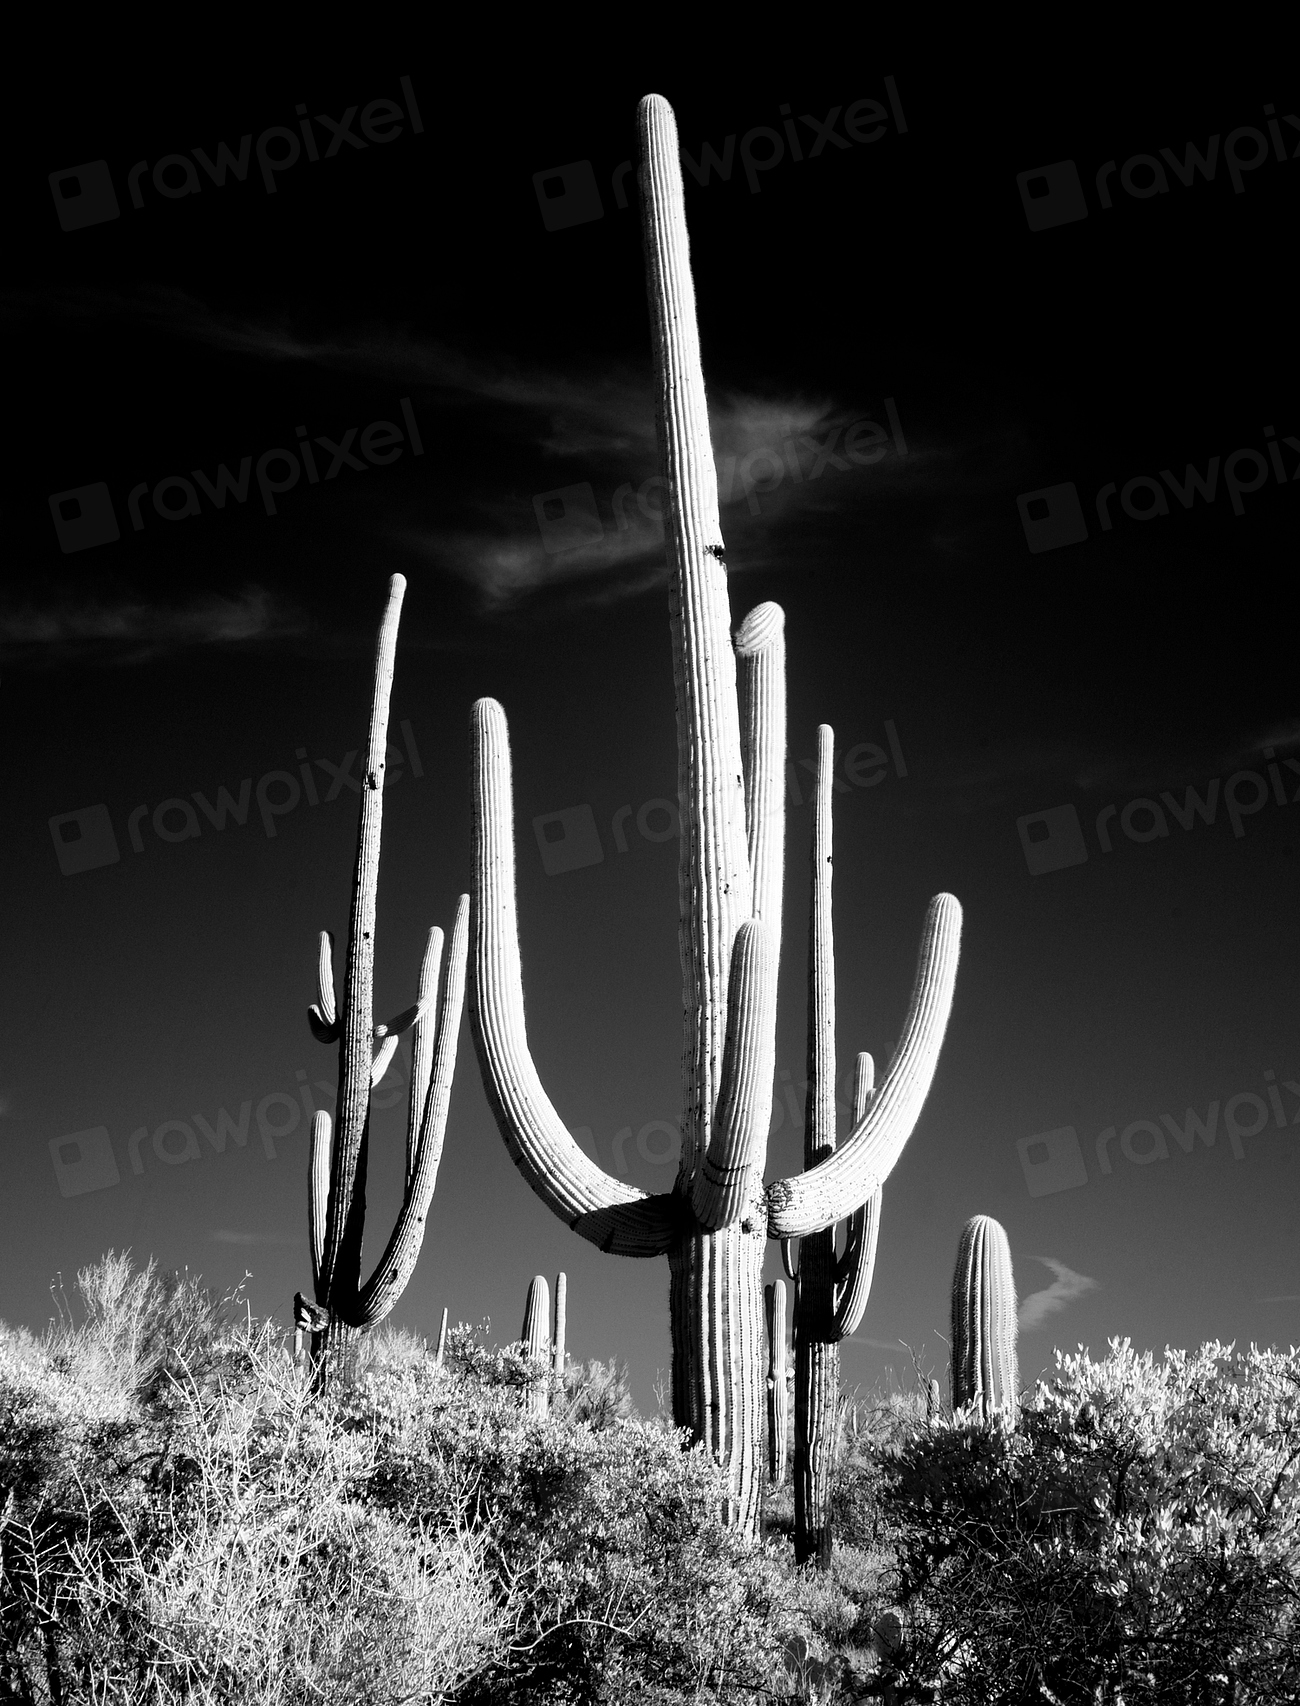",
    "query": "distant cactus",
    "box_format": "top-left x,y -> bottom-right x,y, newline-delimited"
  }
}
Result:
523,1274 -> 551,1417
950,1215 -> 1018,1422
926,1375 -> 943,1421
295,575 -> 468,1377
765,1280 -> 789,1485
553,1271 -> 567,1377
435,1305 -> 449,1368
